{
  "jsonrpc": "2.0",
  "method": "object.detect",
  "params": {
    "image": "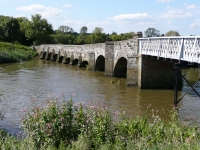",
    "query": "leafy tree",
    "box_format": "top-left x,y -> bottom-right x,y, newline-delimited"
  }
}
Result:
0,15 -> 20,42
88,27 -> 107,43
165,30 -> 180,36
121,32 -> 134,40
21,14 -> 53,45
80,26 -> 88,35
56,25 -> 74,34
16,17 -> 33,45
145,28 -> 160,37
